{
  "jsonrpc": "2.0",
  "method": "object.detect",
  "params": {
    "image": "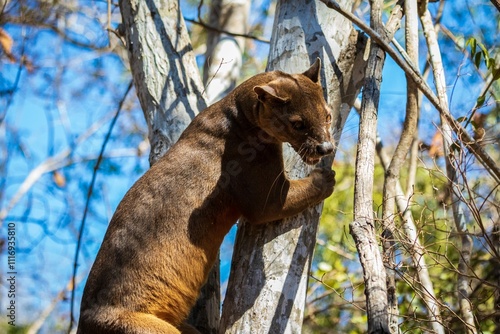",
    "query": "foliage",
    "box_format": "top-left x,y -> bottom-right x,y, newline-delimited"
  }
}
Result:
308,153 -> 499,333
